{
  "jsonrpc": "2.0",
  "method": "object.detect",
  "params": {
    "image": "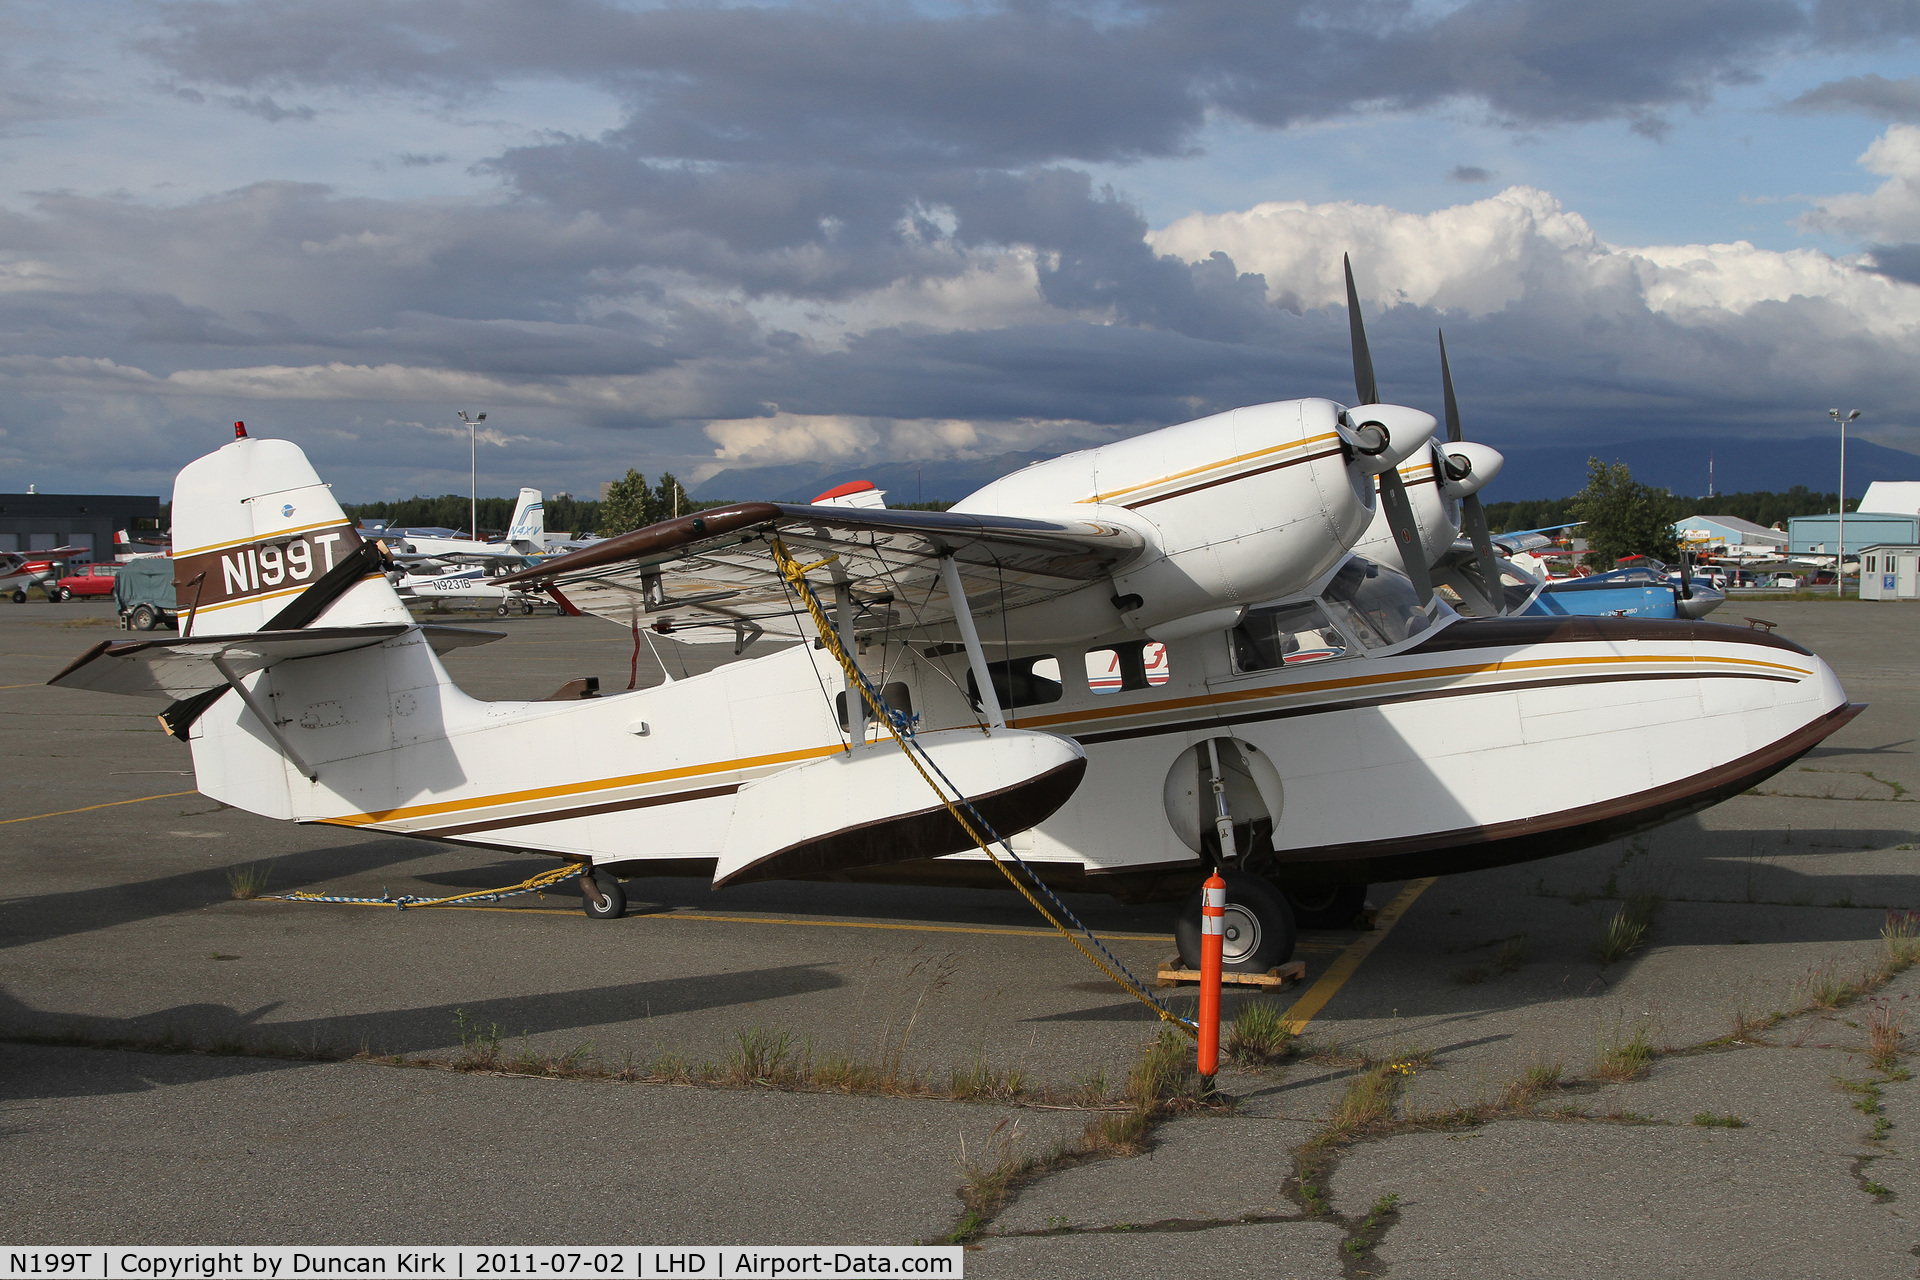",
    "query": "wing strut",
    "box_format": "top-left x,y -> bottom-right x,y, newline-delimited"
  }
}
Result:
938,553 -> 1005,731
213,655 -> 317,781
